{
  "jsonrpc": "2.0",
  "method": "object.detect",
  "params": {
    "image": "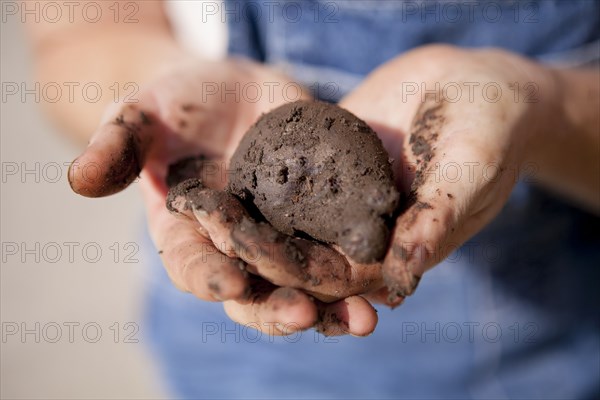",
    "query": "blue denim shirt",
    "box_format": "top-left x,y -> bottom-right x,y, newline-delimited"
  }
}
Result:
228,0 -> 599,99
144,1 -> 600,398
